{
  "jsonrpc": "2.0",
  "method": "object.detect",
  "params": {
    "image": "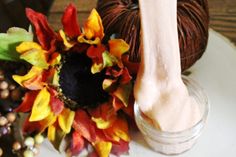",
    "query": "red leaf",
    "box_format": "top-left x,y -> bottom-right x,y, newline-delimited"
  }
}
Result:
42,68 -> 55,83
112,96 -> 124,111
87,45 -> 106,64
48,88 -> 64,115
23,116 -> 41,135
120,67 -> 132,84
88,151 -> 99,157
73,110 -> 96,142
62,4 -> 81,37
111,140 -> 129,156
23,74 -> 44,90
106,67 -> 123,78
15,91 -> 39,112
89,103 -> 116,121
70,131 -> 85,156
26,8 -> 57,51
121,54 -> 139,75
71,43 -> 90,53
122,93 -> 135,118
